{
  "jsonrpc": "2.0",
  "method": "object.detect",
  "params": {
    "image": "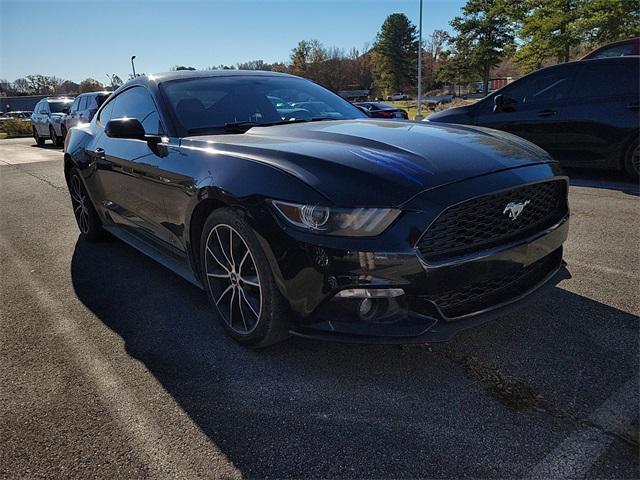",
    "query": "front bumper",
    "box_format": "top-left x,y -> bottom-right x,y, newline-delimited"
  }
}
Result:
289,220 -> 568,343
252,163 -> 570,343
